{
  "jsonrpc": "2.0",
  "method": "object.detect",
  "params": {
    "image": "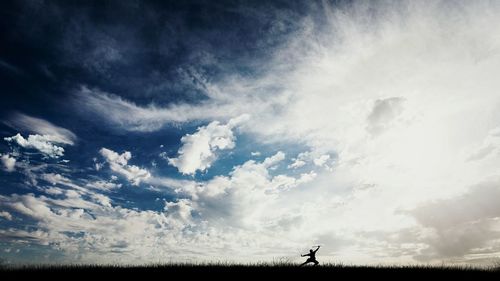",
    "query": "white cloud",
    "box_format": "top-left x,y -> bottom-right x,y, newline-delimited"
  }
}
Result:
166,151 -> 313,227
168,116 -> 248,175
466,126 -> 500,162
42,173 -> 74,186
1,114 -> 76,159
94,162 -> 103,171
0,211 -> 12,220
296,171 -> 317,184
313,154 -> 330,167
149,151 -> 315,233
250,151 -> 261,156
288,159 -> 305,169
39,173 -> 111,208
85,180 -> 122,191
1,154 -> 16,172
164,199 -> 194,224
262,151 -> 285,166
99,148 -> 151,185
289,152 -> 310,169
4,133 -> 66,158
4,113 -> 76,145
288,151 -> 332,169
